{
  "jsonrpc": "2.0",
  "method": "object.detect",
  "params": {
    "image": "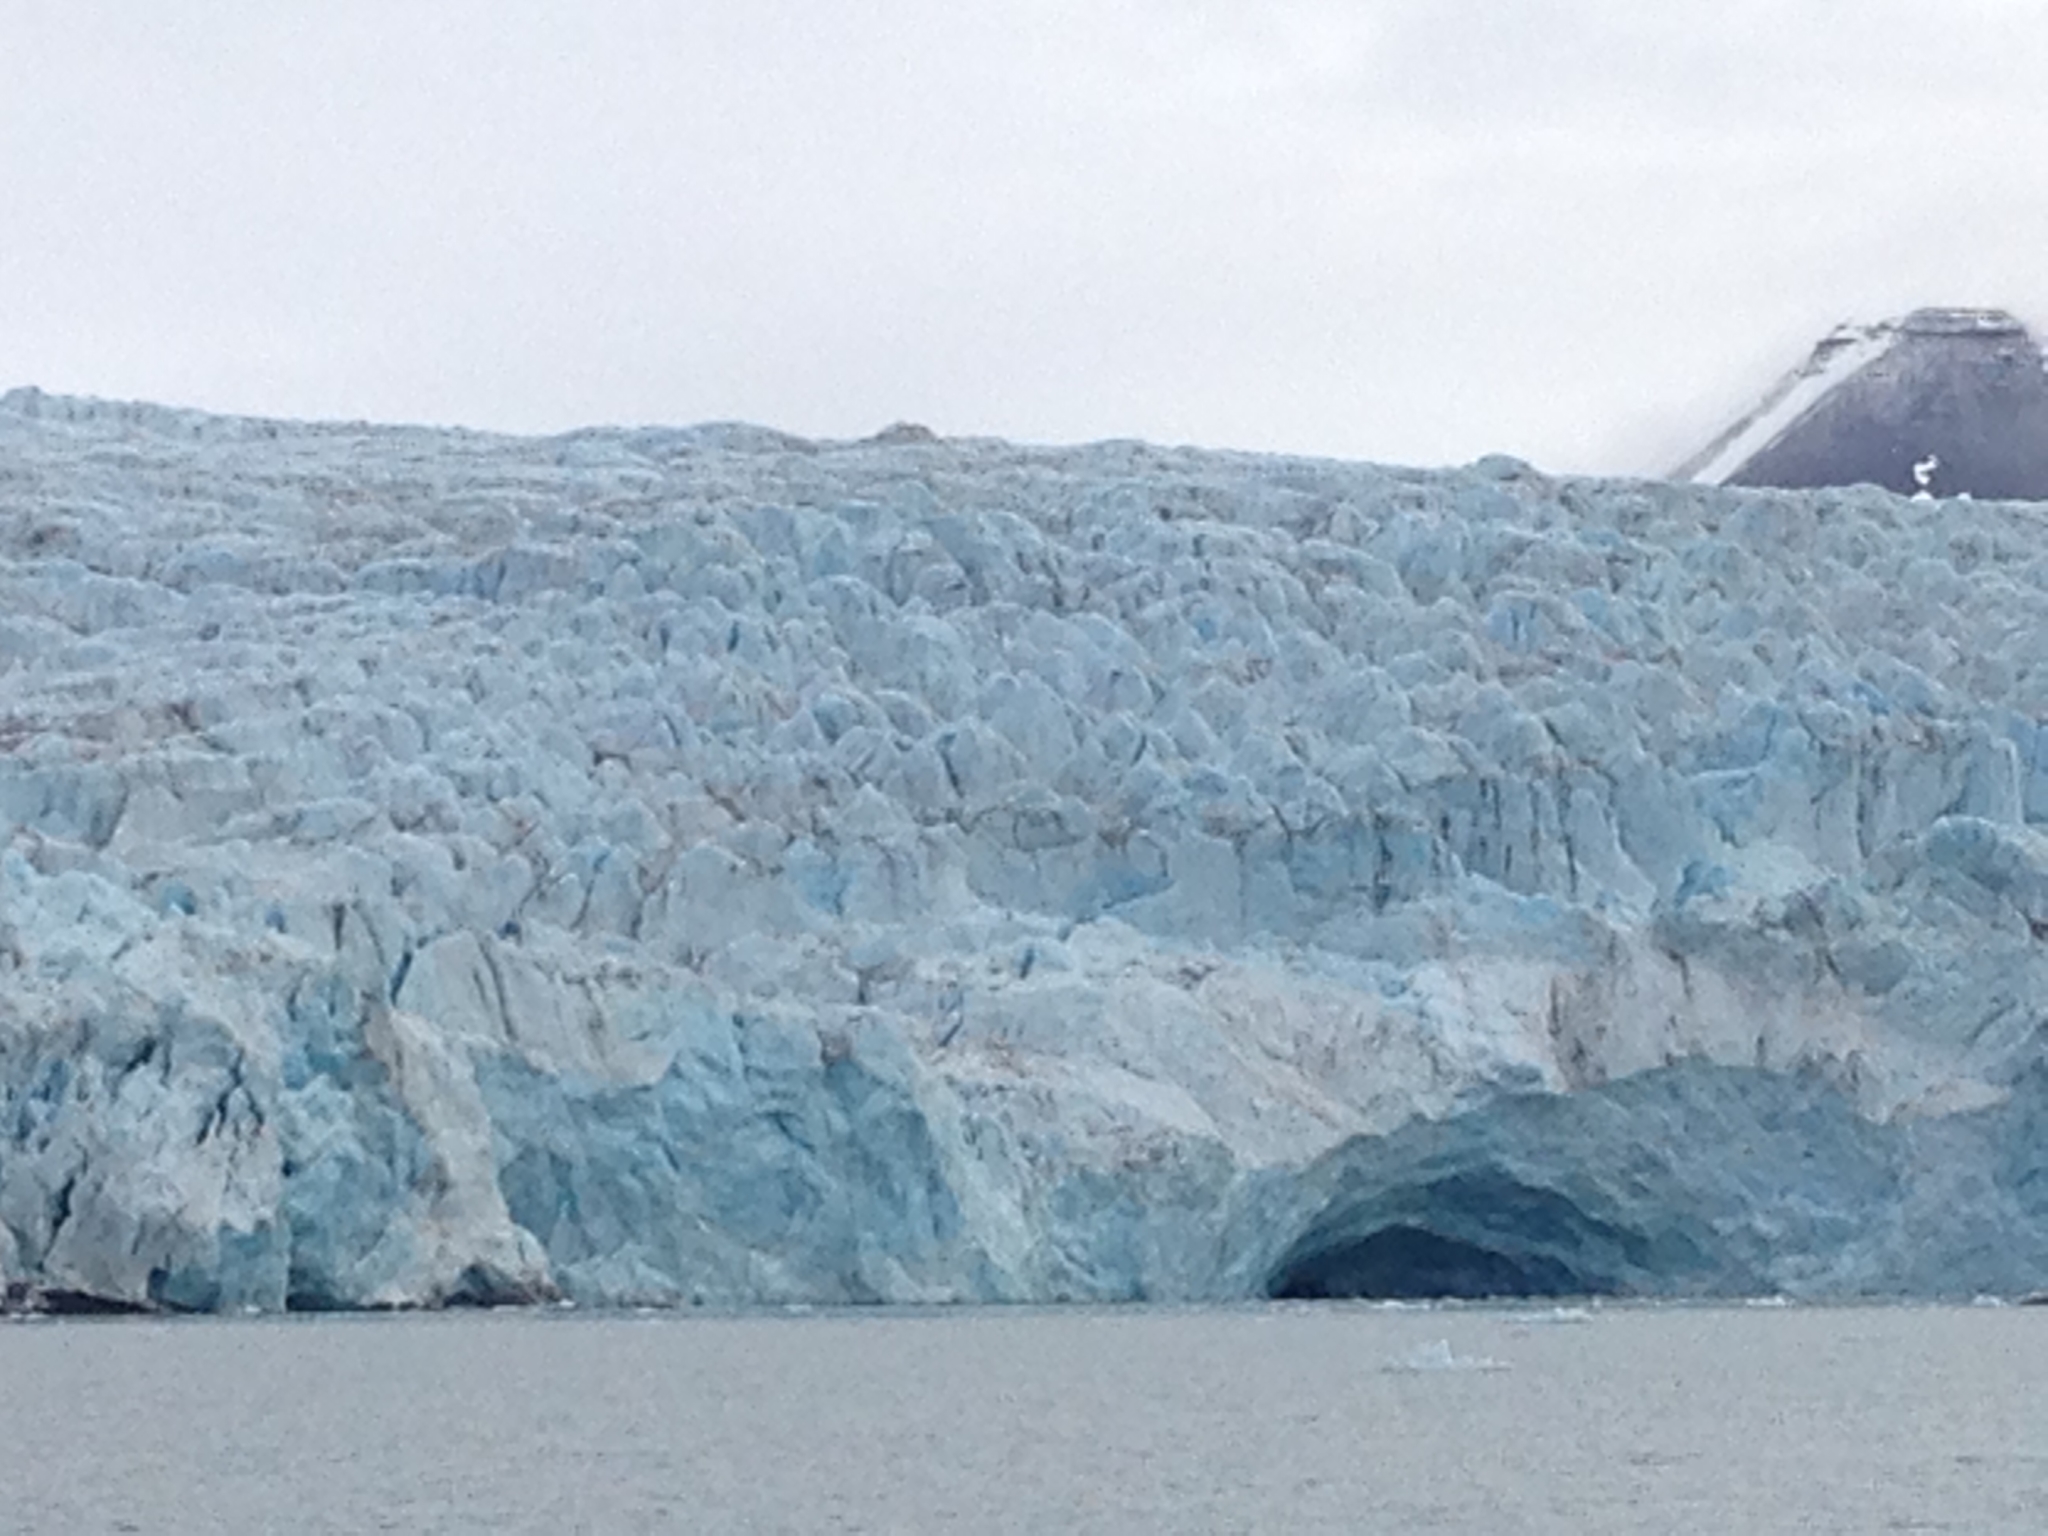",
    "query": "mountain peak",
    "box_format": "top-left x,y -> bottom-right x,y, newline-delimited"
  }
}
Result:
1896,306 -> 2027,337
1677,307 -> 2048,500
